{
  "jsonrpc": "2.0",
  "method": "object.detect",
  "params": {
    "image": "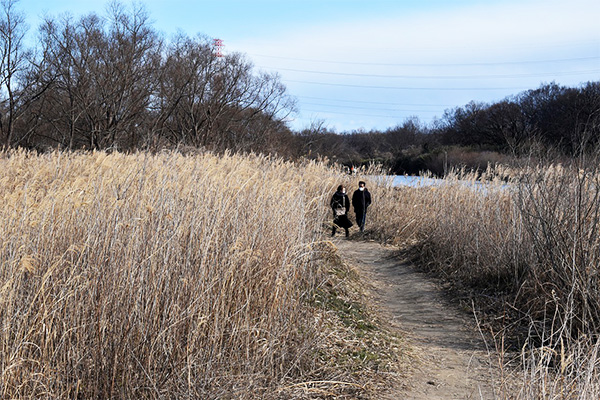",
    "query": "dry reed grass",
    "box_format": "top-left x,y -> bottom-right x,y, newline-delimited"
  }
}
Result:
0,149 -> 350,398
7,147 -> 599,398
364,162 -> 600,399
